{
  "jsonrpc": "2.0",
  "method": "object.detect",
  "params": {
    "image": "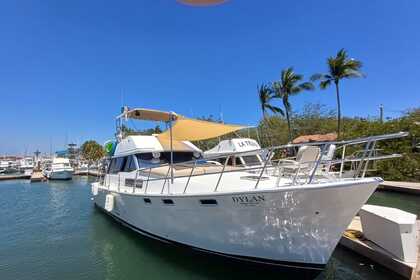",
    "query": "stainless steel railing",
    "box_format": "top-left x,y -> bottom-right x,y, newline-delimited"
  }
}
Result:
104,131 -> 408,195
